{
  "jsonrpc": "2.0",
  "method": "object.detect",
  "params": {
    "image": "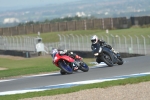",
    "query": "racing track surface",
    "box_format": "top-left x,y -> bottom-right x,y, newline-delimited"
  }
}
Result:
0,56 -> 150,94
